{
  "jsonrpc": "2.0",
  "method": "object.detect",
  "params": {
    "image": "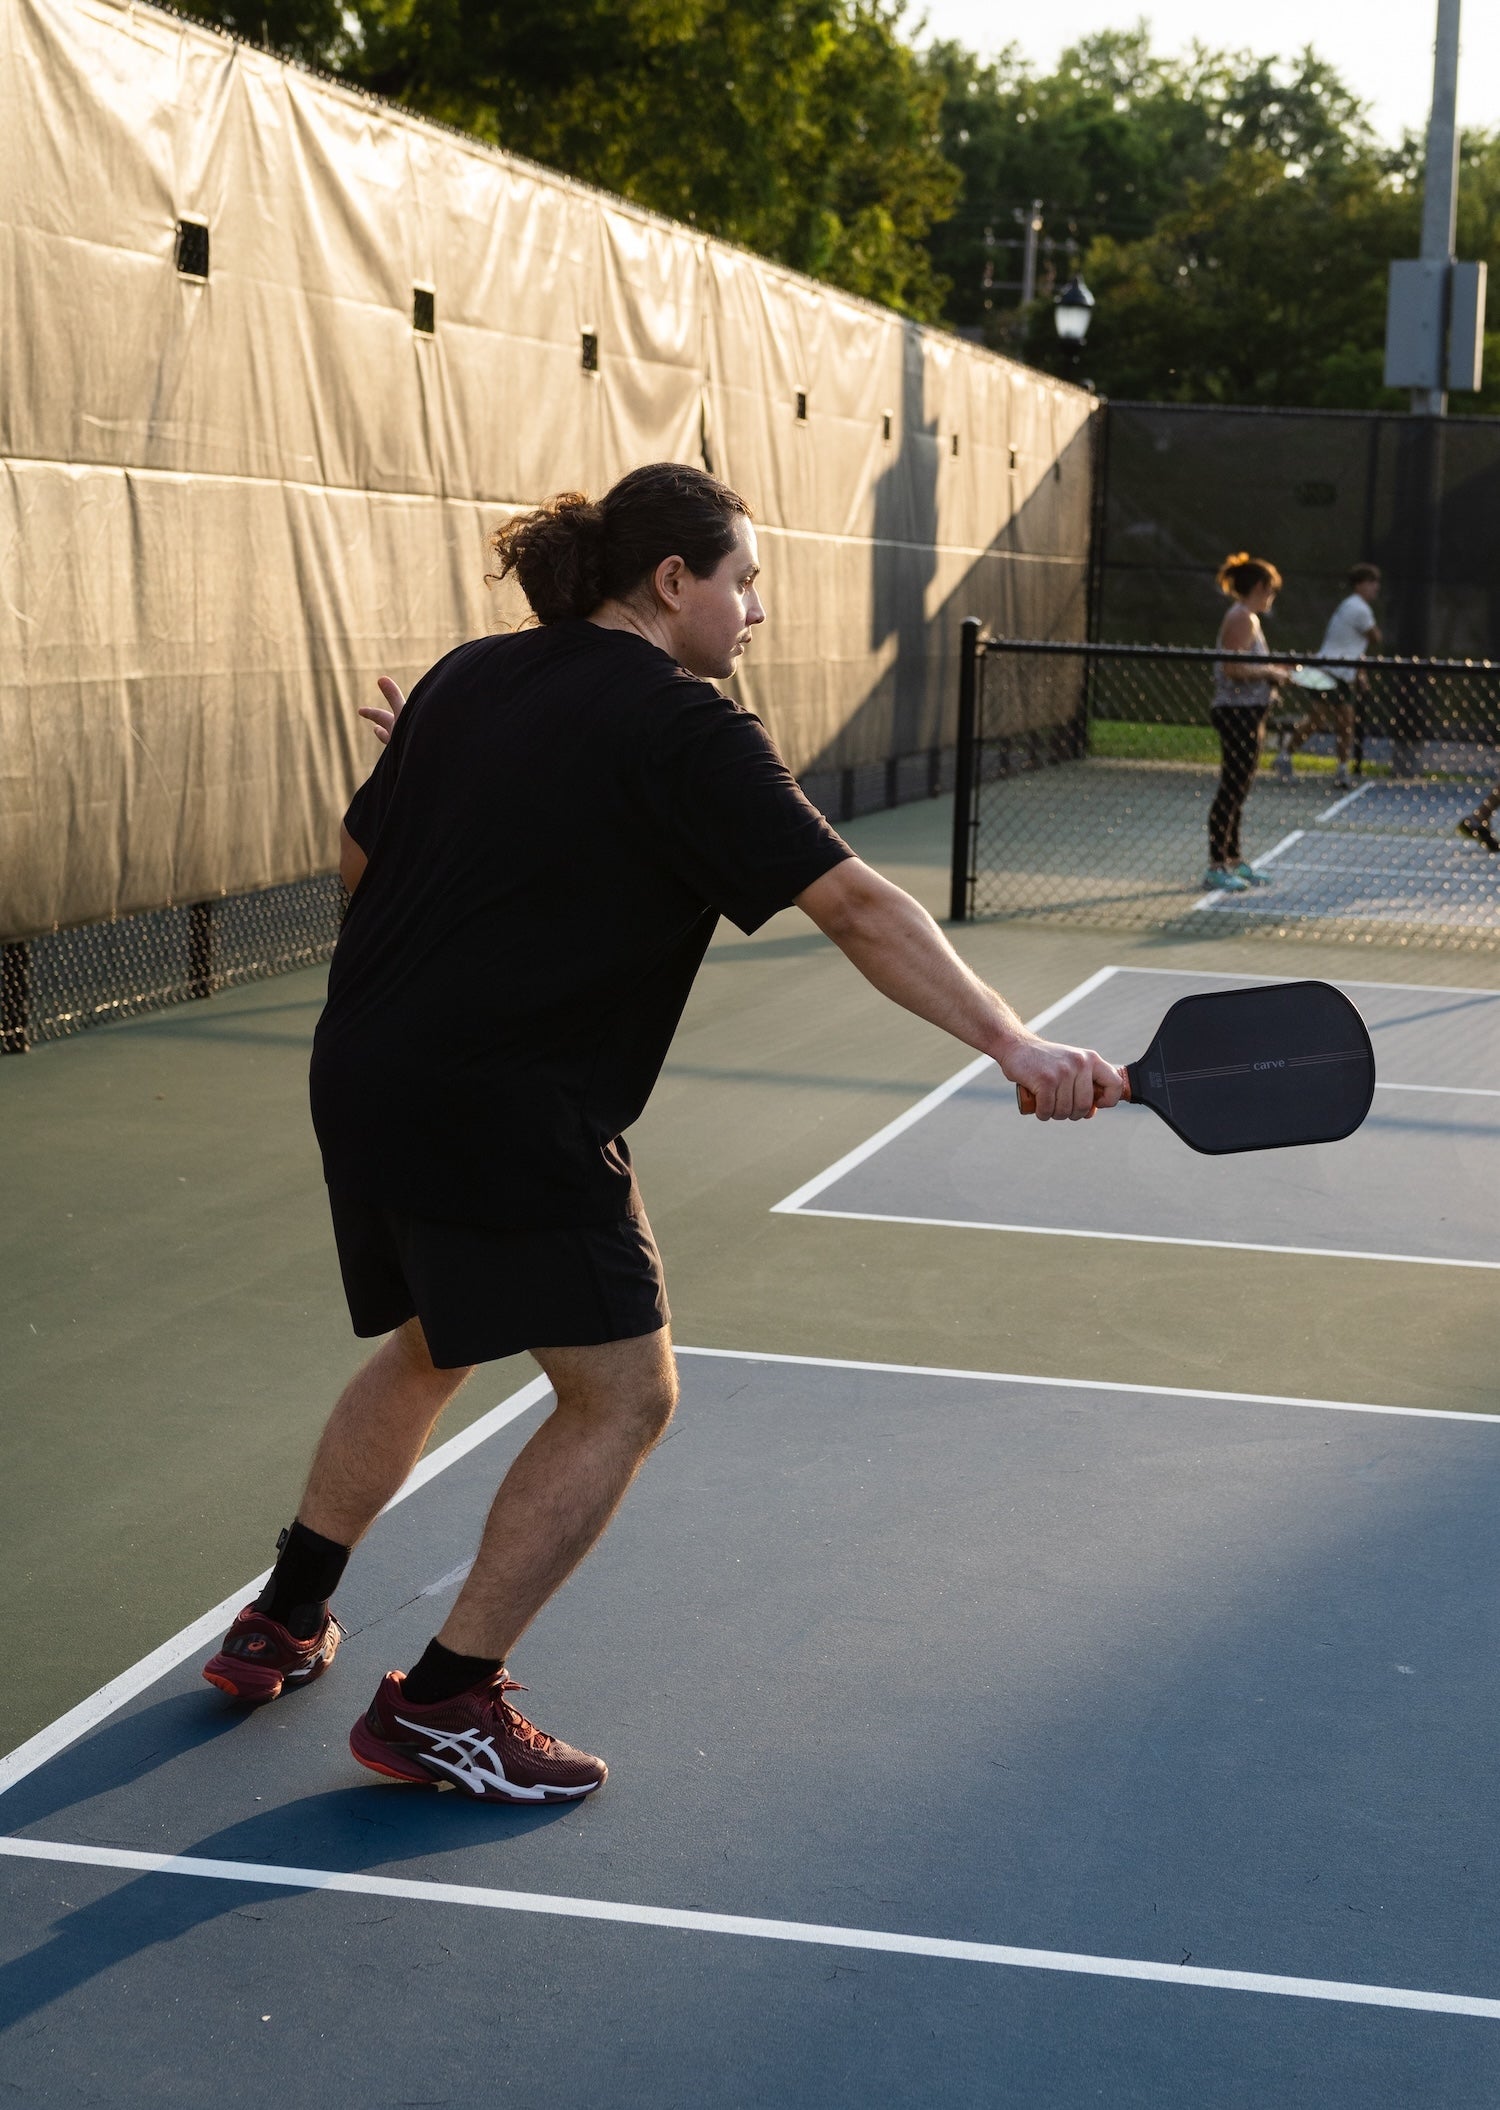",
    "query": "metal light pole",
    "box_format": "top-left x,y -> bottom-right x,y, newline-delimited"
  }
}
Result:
1413,0 -> 1462,417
